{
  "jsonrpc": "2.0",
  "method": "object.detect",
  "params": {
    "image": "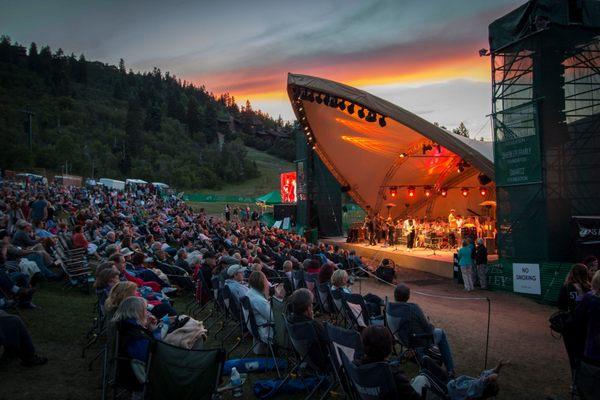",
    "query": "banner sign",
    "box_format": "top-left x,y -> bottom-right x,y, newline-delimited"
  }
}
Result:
512,263 -> 541,295
572,216 -> 600,244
